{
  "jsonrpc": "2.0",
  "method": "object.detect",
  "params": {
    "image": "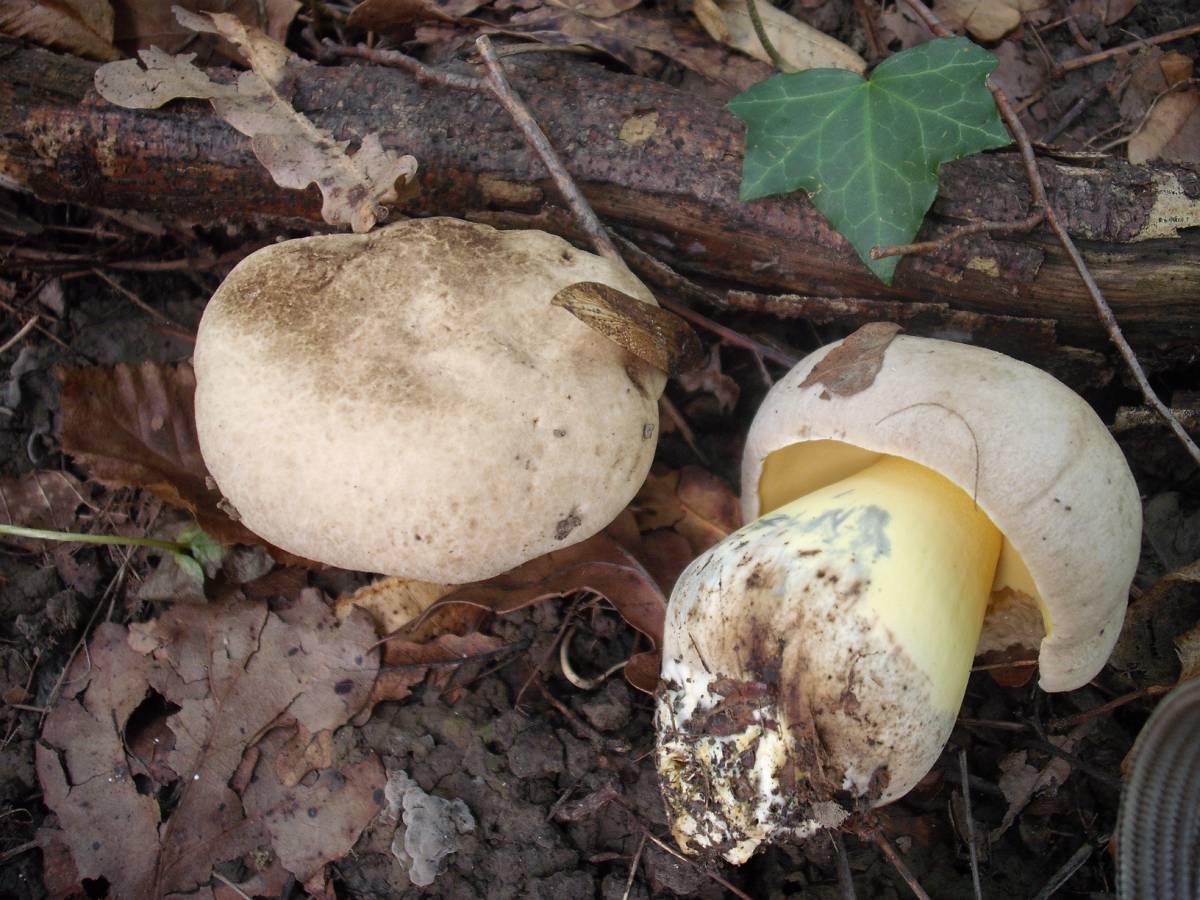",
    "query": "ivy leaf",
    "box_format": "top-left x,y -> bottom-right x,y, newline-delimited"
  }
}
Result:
730,36 -> 1010,283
